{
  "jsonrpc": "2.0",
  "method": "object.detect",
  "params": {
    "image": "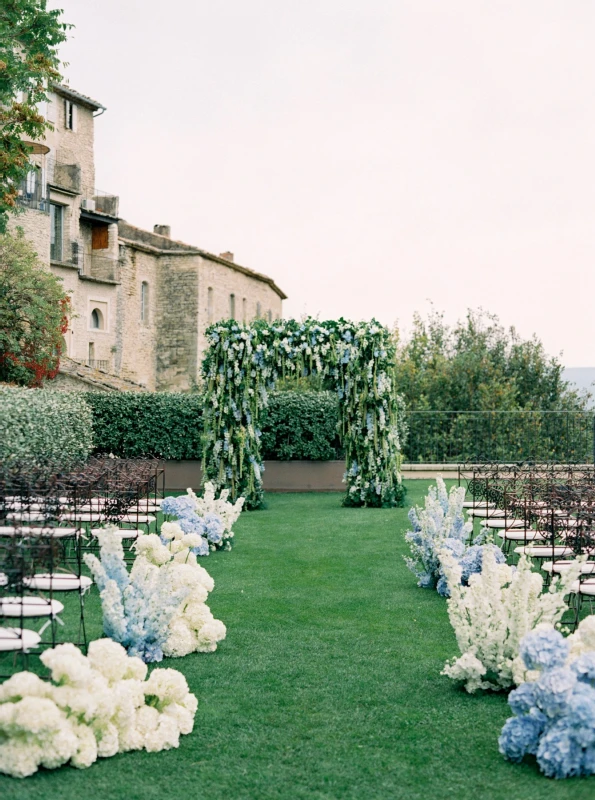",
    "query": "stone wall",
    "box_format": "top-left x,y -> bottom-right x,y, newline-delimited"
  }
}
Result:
116,246 -> 159,389
155,254 -> 199,391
